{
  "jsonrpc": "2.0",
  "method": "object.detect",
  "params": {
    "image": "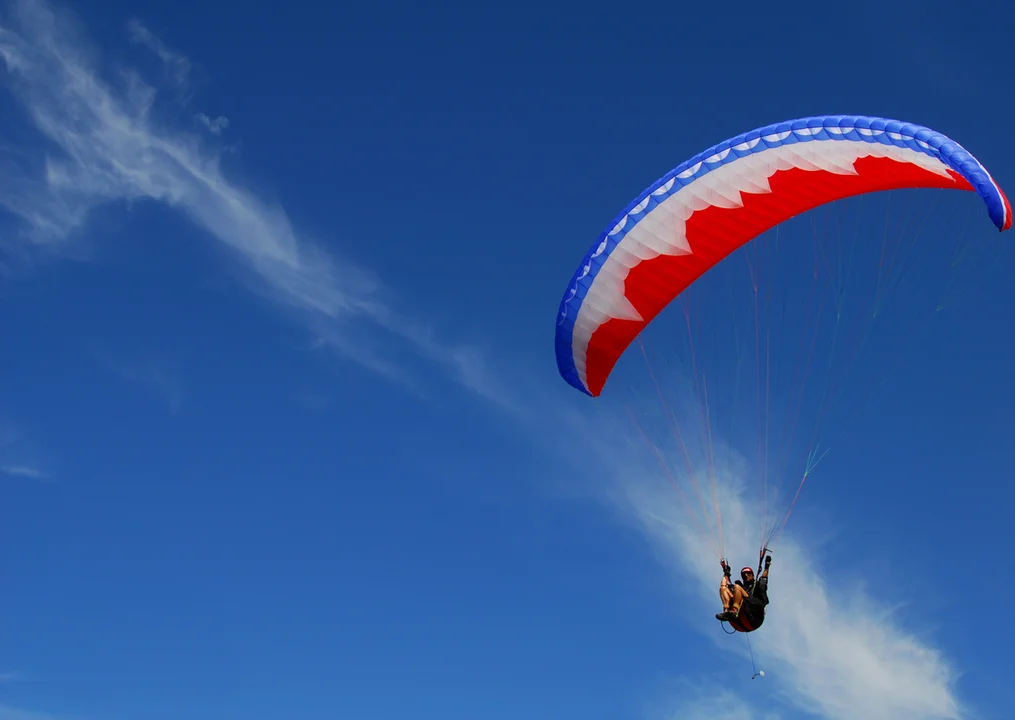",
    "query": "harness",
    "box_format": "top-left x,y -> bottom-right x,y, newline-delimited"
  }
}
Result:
720,548 -> 770,634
